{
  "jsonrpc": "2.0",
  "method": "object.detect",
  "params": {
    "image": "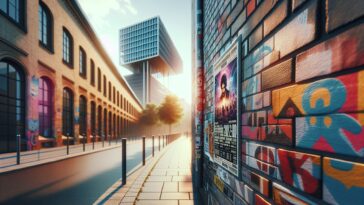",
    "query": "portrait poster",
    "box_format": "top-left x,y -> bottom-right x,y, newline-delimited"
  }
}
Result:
213,42 -> 238,176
